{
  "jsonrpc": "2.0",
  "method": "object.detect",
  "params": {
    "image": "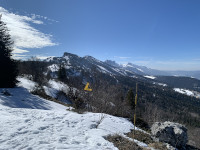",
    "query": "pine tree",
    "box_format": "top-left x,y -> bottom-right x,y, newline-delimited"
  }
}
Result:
126,88 -> 135,109
0,19 -> 18,88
